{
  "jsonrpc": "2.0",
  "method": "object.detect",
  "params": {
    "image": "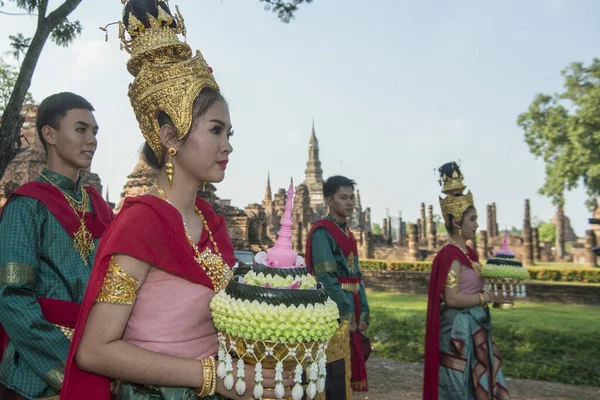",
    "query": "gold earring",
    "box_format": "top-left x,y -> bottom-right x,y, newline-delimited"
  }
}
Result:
458,227 -> 462,237
166,147 -> 177,186
203,182 -> 207,191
